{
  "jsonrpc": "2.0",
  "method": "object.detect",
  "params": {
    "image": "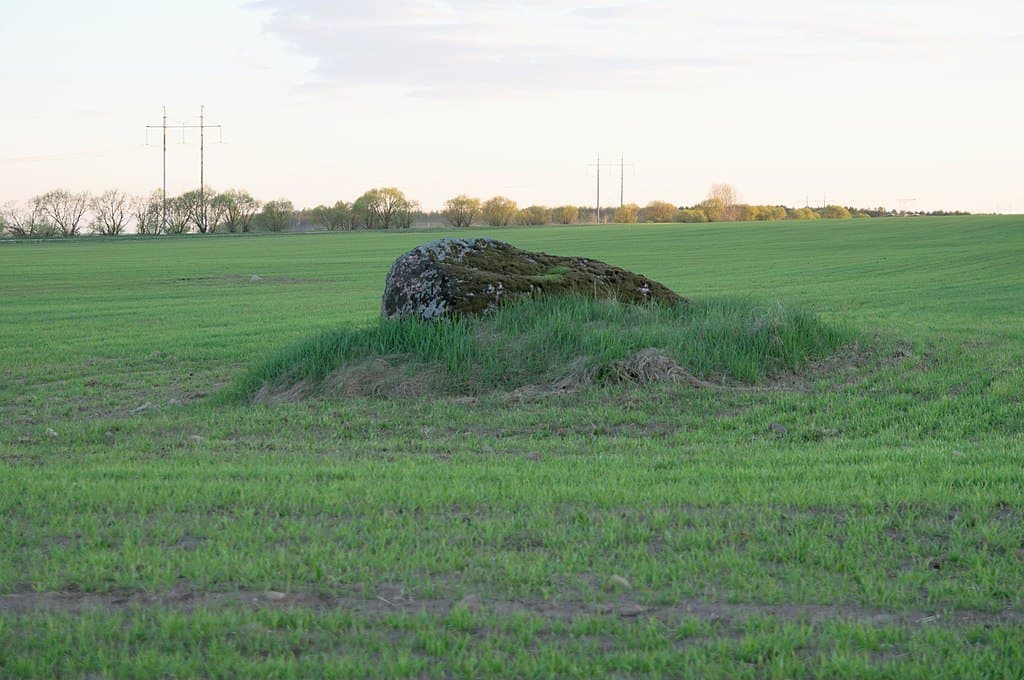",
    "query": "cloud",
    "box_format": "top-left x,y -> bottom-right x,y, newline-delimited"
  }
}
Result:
246,1 -> 780,96
249,0 -> 1023,97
